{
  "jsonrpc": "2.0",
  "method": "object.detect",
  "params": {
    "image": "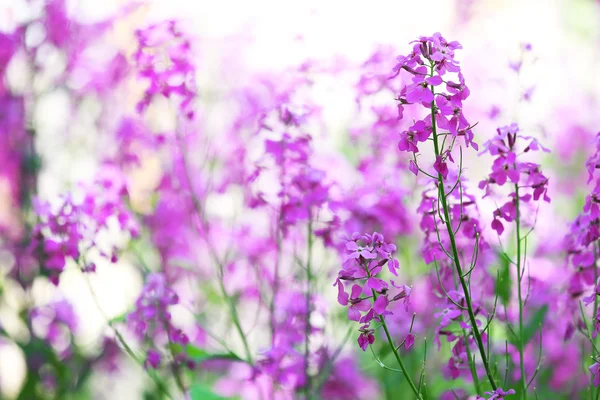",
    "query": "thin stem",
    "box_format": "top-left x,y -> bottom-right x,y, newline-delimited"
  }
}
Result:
162,317 -> 186,394
176,130 -> 254,364
270,153 -> 287,343
417,337 -> 428,398
428,73 -> 498,391
578,301 -> 600,354
380,318 -> 422,399
594,242 -> 600,400
526,328 -> 543,389
464,326 -> 482,395
304,216 -> 314,399
594,242 -> 599,328
84,277 -> 173,399
515,184 -> 527,399
373,288 -> 423,400
269,213 -> 283,343
311,327 -> 353,396
504,340 -> 510,387
365,263 -> 422,399
216,264 -> 254,364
